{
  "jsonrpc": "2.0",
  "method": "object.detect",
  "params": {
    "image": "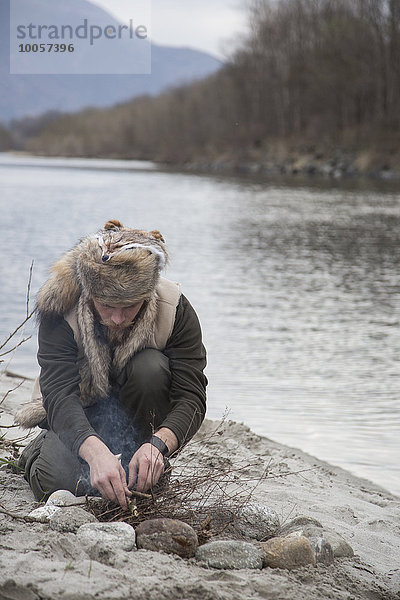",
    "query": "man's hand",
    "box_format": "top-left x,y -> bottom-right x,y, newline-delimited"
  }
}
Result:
79,436 -> 132,509
128,443 -> 165,492
128,427 -> 179,492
